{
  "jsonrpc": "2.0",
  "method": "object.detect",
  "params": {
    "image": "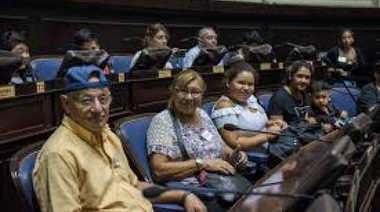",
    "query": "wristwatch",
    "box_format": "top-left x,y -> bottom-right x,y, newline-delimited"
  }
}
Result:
195,158 -> 204,171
